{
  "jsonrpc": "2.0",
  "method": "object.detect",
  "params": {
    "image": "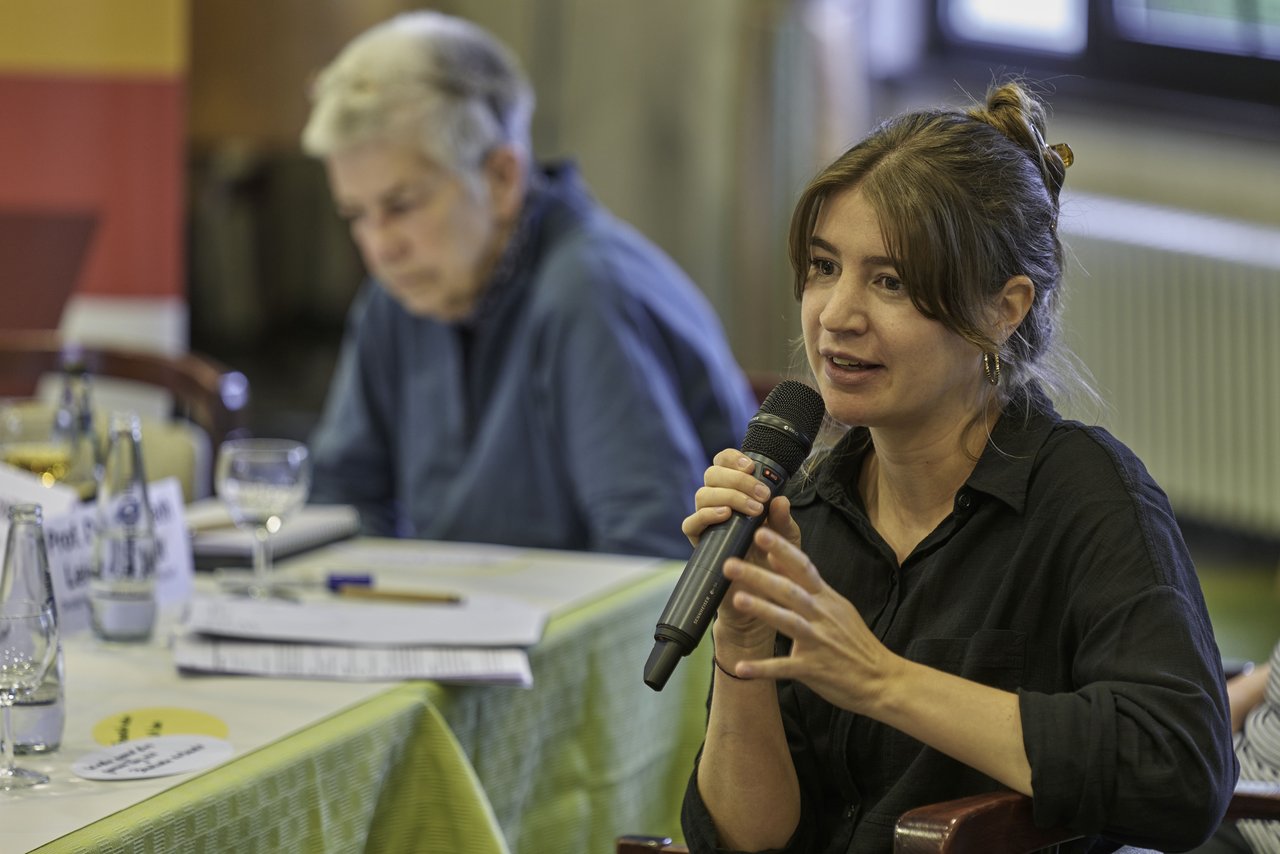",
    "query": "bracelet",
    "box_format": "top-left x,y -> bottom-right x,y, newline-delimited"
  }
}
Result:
713,656 -> 747,680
